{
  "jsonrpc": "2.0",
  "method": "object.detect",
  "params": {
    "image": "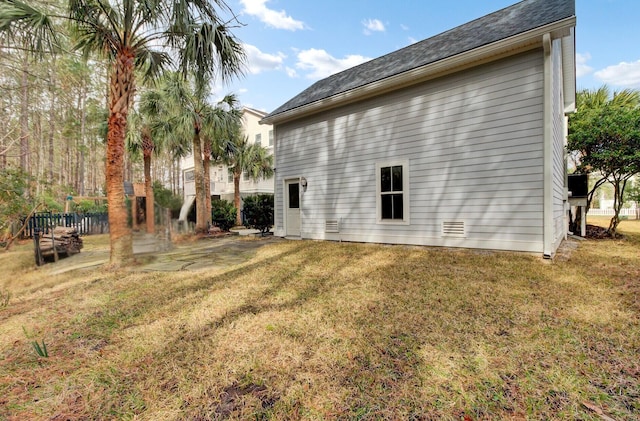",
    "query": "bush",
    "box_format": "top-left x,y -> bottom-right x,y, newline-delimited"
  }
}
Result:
243,194 -> 274,235
75,199 -> 107,213
152,181 -> 183,217
212,200 -> 236,231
